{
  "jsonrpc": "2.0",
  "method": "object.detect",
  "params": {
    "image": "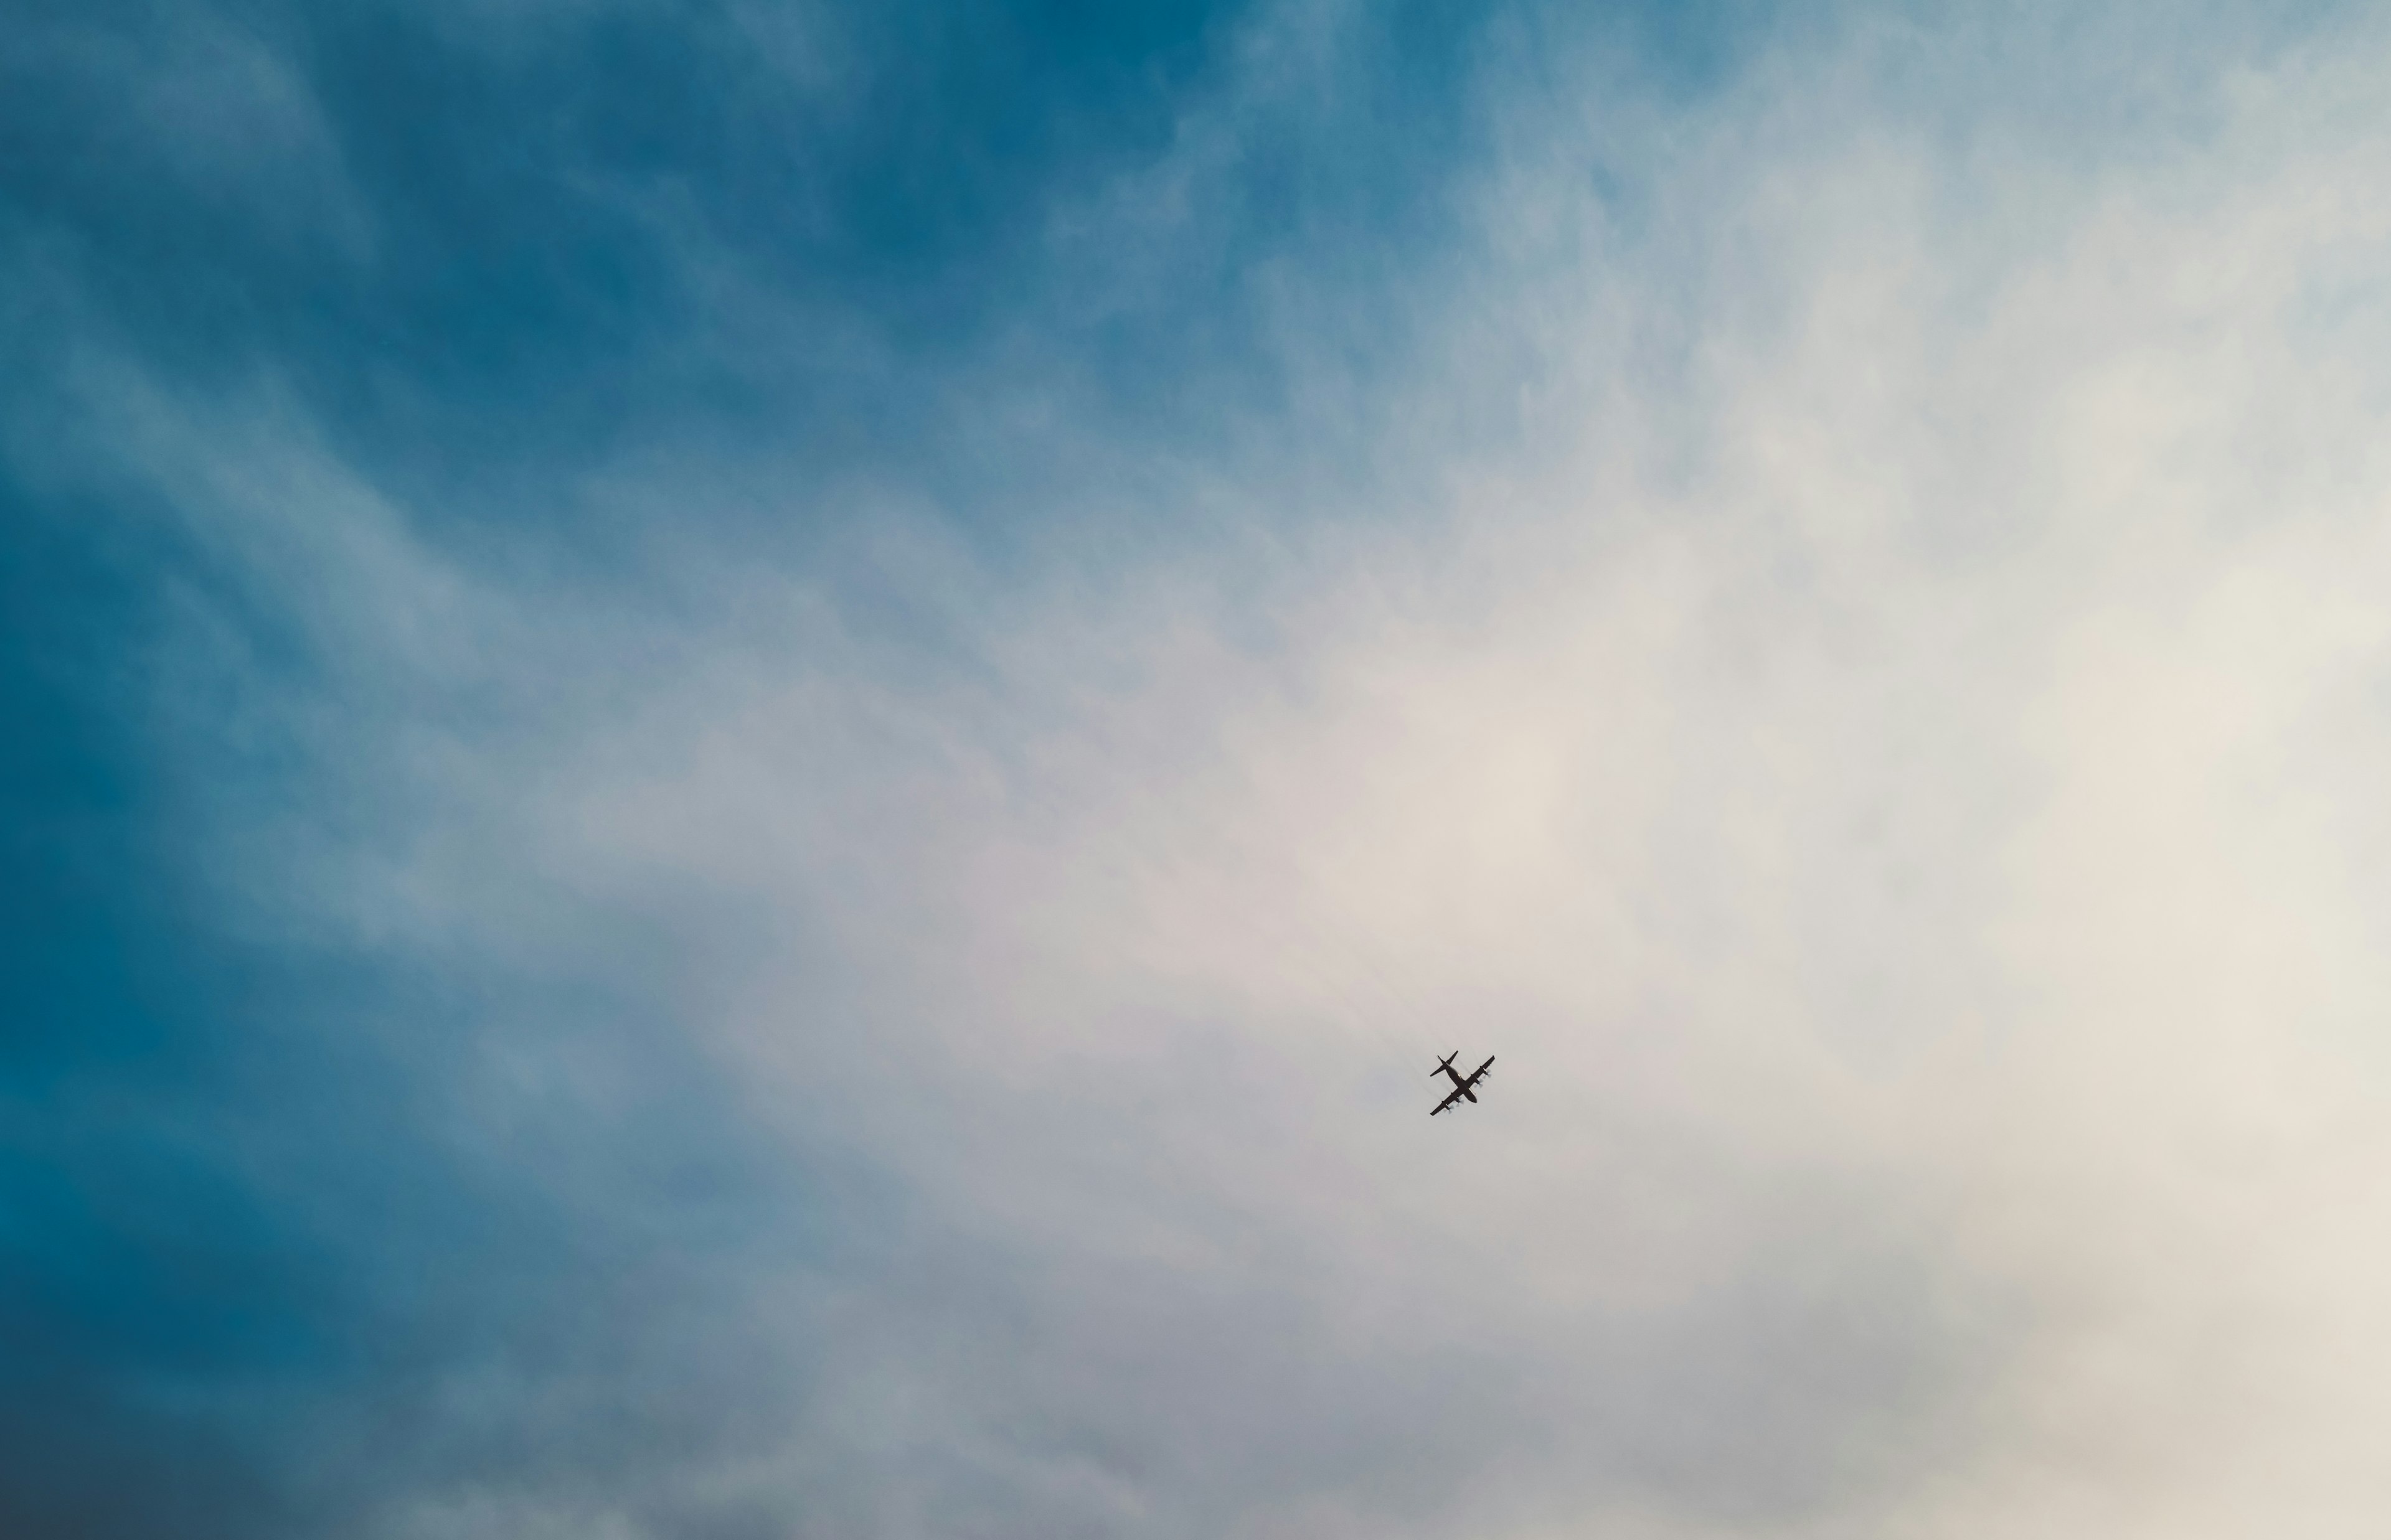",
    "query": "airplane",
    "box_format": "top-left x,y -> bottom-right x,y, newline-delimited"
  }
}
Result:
1430,1050 -> 1496,1116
